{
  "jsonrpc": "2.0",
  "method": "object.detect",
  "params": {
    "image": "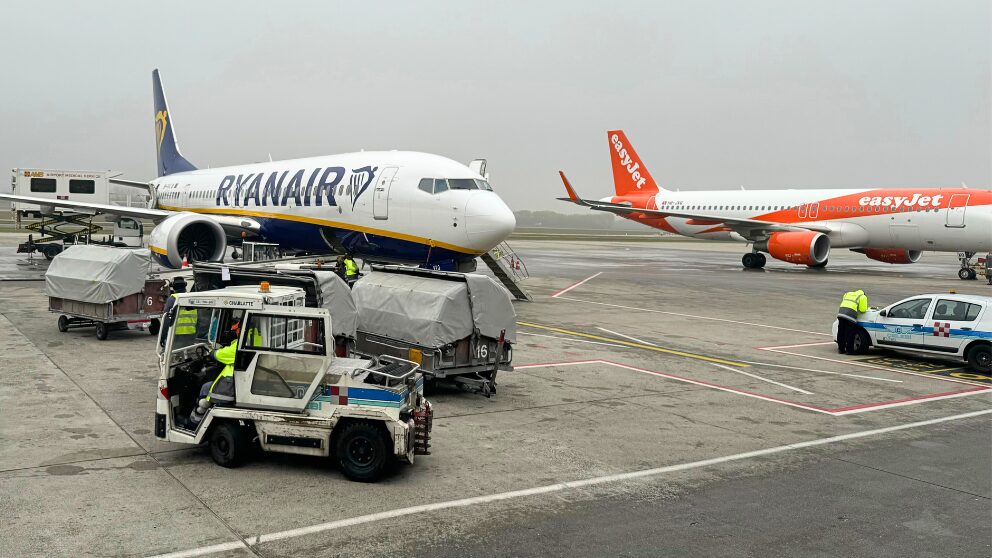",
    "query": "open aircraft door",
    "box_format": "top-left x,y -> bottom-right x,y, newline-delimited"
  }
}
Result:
945,194 -> 969,228
373,167 -> 398,220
